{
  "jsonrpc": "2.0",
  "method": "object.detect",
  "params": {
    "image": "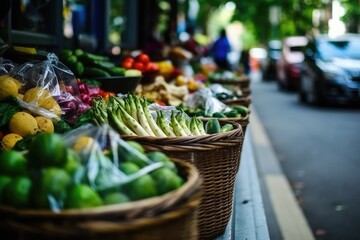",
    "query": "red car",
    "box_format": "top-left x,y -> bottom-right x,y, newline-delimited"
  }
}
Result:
276,36 -> 308,90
